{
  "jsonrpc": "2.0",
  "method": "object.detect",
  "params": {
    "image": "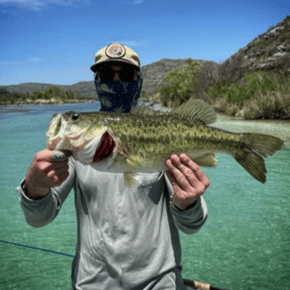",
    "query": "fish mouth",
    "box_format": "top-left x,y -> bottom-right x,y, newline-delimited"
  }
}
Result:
93,131 -> 116,162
